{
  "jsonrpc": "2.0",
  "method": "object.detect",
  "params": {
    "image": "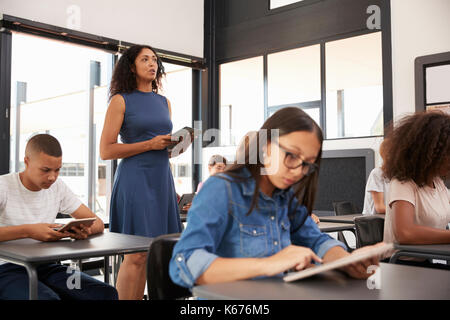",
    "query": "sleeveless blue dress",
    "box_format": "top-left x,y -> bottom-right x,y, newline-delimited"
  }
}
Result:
109,90 -> 182,237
